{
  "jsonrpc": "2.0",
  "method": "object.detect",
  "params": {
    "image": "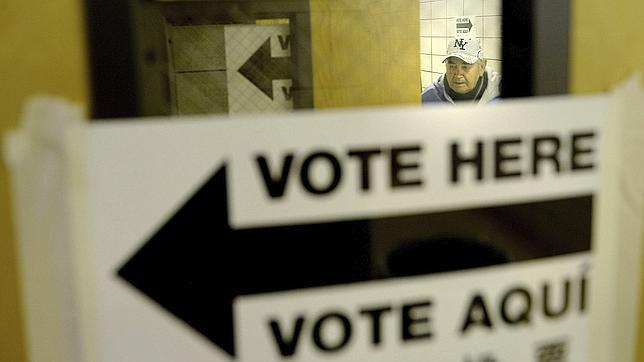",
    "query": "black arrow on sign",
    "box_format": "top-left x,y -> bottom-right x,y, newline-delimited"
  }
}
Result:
118,166 -> 372,356
238,38 -> 291,100
457,19 -> 473,32
117,165 -> 589,357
